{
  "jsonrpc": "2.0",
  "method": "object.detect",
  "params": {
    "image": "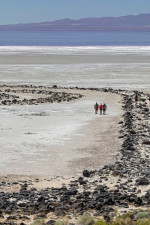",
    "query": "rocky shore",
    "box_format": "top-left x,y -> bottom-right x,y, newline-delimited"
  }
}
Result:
0,87 -> 149,224
0,85 -> 83,106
